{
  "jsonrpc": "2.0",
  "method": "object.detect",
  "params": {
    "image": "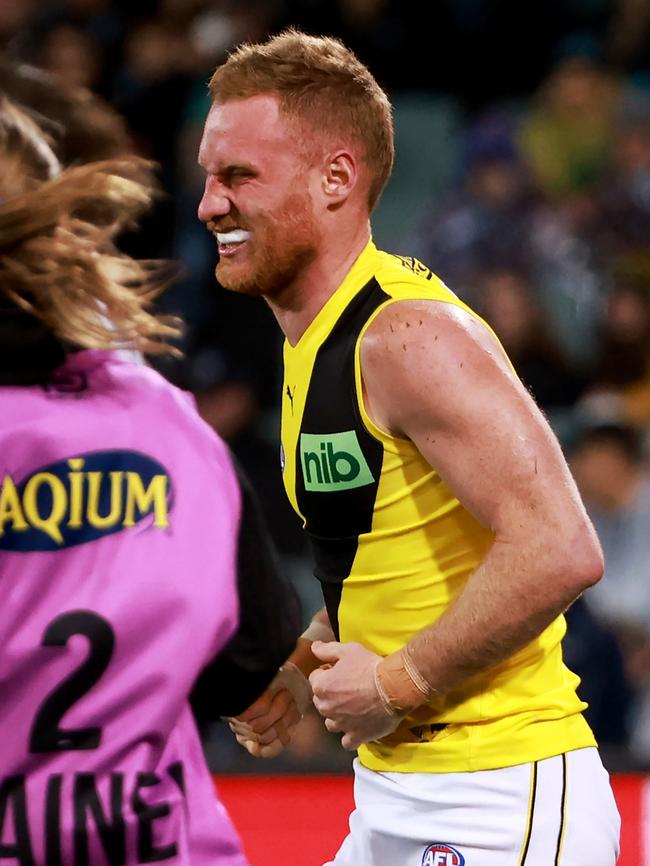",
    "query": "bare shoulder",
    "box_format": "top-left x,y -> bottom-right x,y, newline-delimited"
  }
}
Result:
358,299 -> 597,559
362,298 -> 506,374
360,299 -> 520,436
